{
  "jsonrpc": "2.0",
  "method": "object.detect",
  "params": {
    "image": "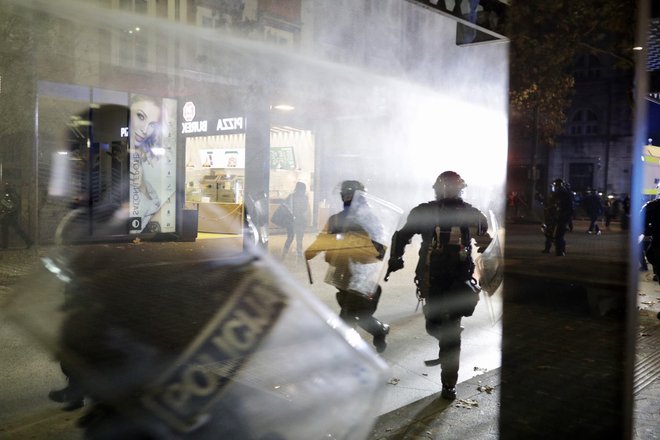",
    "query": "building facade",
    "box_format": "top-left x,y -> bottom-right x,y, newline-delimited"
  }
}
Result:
1,0 -> 509,246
